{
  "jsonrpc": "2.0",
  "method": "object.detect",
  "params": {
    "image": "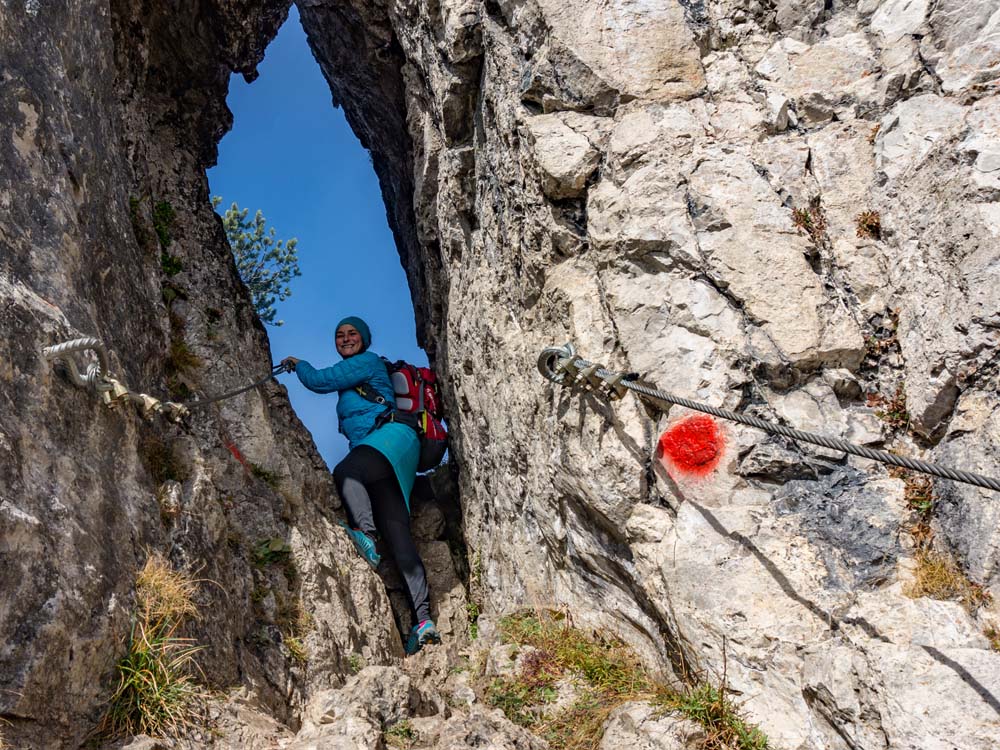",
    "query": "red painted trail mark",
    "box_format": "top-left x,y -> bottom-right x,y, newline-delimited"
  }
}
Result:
225,440 -> 250,470
658,415 -> 725,477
